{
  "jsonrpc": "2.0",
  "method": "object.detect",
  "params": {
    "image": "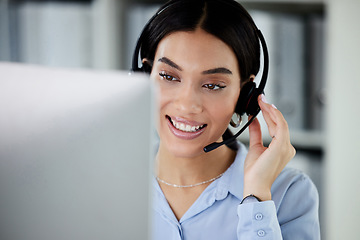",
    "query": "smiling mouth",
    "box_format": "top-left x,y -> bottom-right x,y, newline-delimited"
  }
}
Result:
166,116 -> 207,133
